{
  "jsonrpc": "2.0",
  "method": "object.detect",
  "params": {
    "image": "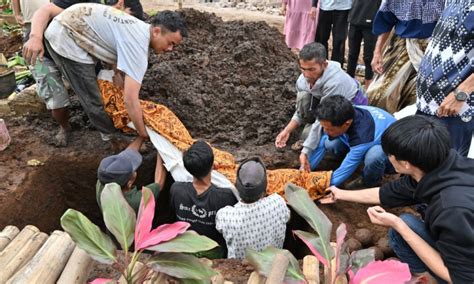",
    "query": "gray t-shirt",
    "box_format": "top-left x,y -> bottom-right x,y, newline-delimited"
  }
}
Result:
45,3 -> 150,83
